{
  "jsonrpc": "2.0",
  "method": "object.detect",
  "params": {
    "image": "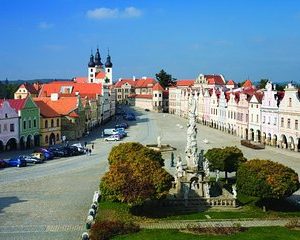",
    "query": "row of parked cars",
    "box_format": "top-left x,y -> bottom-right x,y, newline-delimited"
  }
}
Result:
104,122 -> 129,141
0,143 -> 86,168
